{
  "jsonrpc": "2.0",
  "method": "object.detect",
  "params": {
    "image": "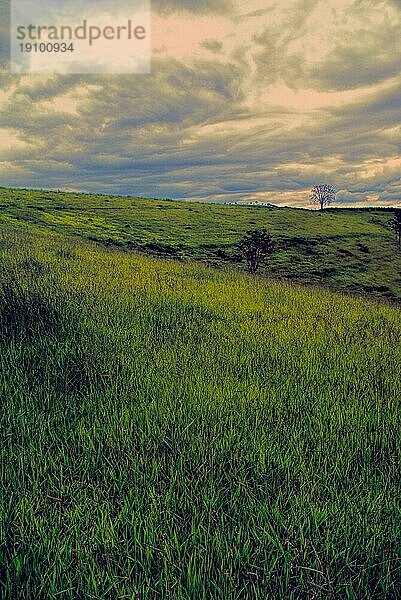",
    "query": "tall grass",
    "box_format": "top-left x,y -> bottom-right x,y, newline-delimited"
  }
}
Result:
0,228 -> 400,598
